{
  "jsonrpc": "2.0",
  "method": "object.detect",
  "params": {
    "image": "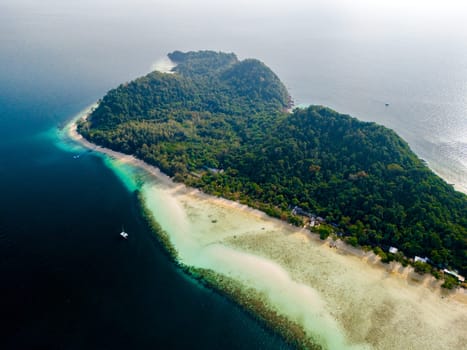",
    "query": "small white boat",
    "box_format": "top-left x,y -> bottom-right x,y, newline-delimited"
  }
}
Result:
120,228 -> 128,239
